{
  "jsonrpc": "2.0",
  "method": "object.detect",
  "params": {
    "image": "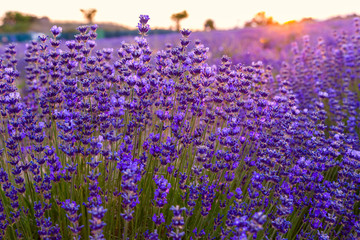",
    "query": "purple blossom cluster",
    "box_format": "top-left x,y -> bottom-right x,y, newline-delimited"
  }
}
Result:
0,14 -> 358,240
